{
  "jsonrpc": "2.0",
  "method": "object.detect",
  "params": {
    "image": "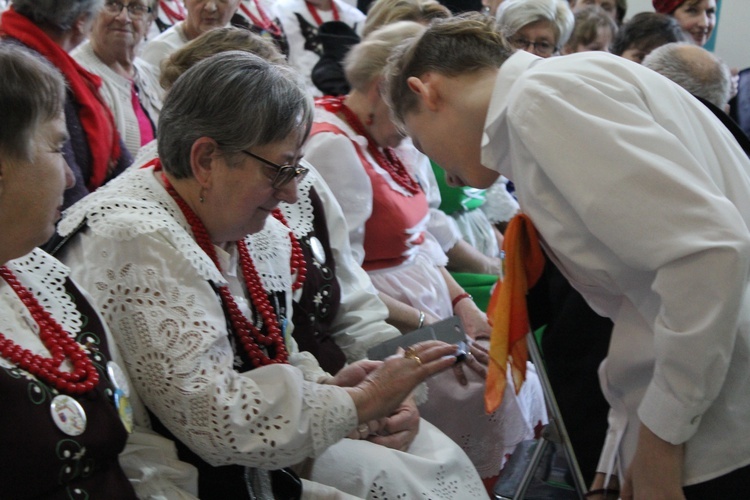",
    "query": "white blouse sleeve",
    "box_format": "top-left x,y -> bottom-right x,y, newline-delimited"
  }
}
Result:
61,229 -> 358,469
308,169 -> 402,362
304,132 -> 374,266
